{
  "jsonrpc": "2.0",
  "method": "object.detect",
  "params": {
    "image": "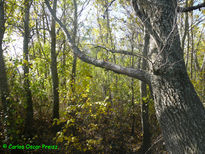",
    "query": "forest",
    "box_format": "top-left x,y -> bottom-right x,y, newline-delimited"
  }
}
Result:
0,0 -> 205,153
